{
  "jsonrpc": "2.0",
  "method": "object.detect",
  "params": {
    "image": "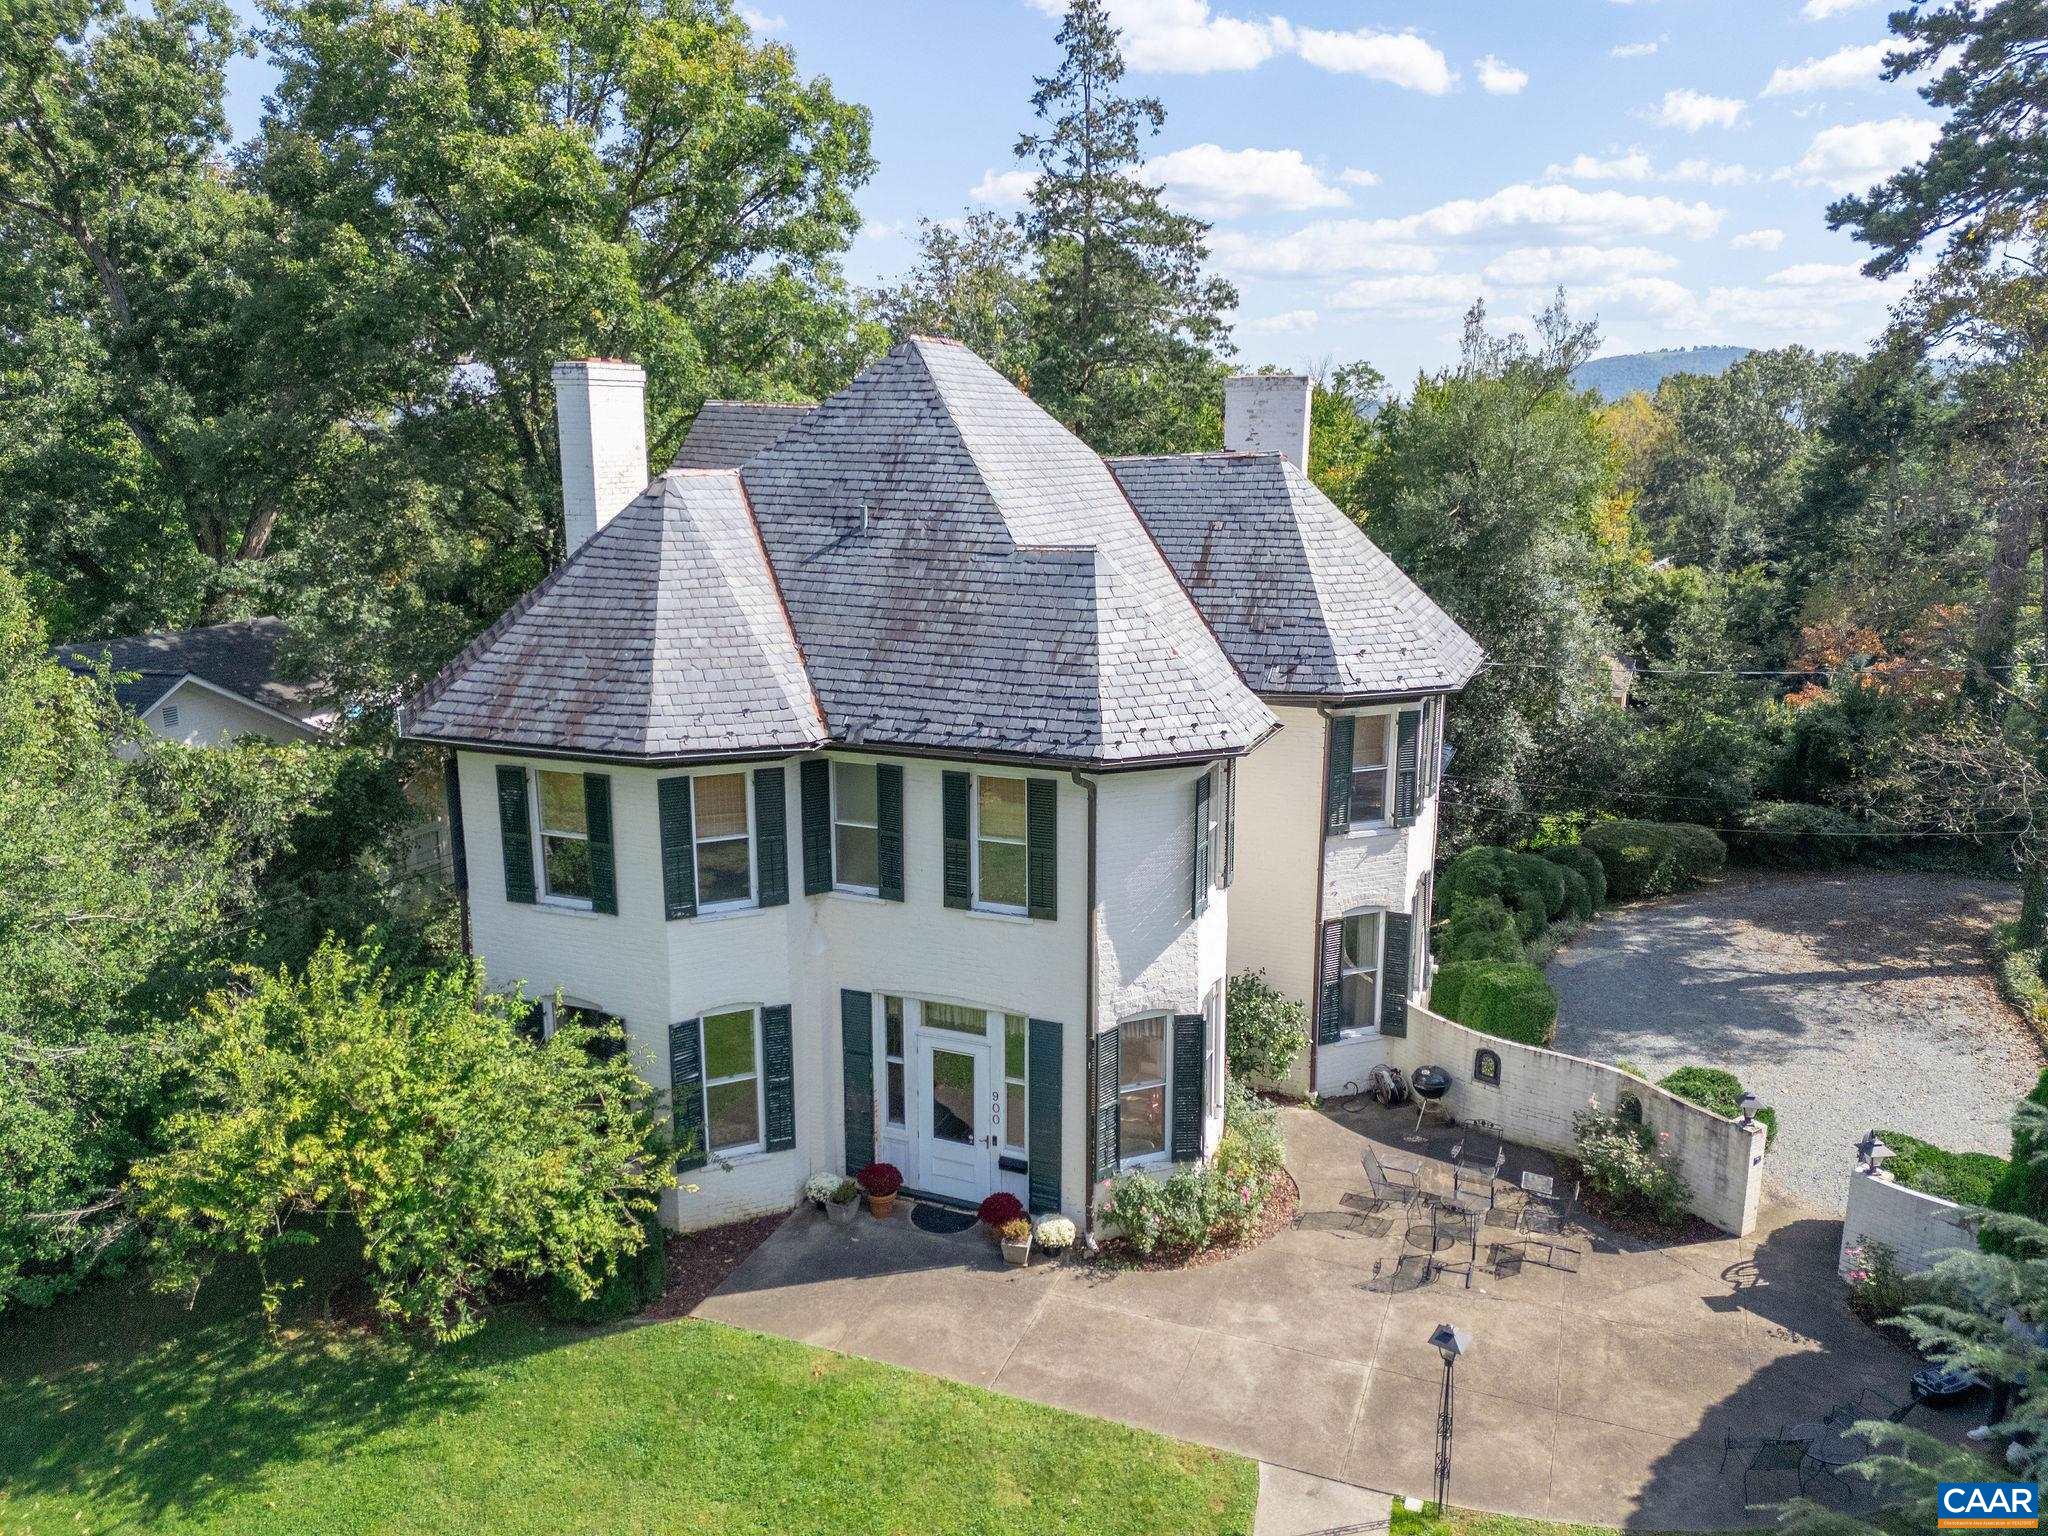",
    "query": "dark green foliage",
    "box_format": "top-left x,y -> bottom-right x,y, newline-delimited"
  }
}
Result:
1990,1069 -> 2048,1222
1437,846 -> 1550,939
545,1212 -> 667,1325
1428,961 -> 1558,1047
1728,800 -> 1862,870
1222,971 -> 1308,1084
1539,844 -> 1607,908
1581,819 -> 1726,901
1880,1130 -> 2007,1208
1436,896 -> 1524,964
1657,1065 -> 1779,1149
1553,865 -> 1594,922
1505,850 -> 1568,920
